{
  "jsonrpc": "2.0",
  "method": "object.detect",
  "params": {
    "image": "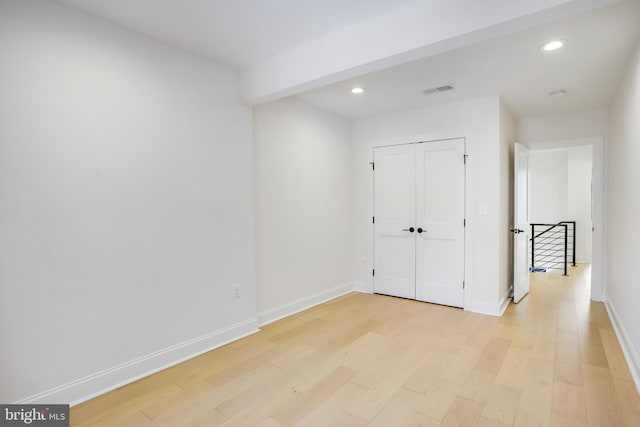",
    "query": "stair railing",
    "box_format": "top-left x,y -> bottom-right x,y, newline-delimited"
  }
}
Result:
530,221 -> 576,276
